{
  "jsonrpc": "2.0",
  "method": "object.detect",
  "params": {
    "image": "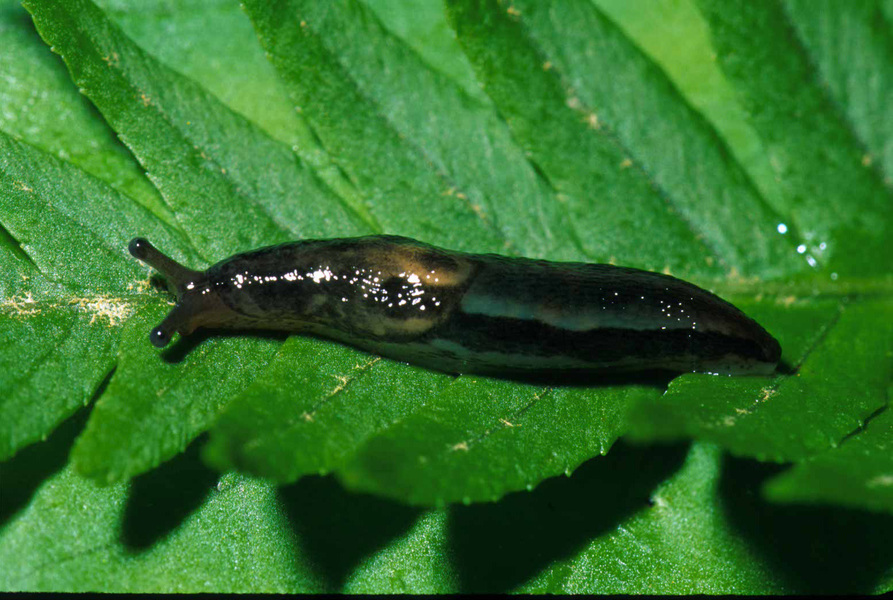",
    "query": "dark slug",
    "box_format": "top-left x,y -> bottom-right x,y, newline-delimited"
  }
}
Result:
128,235 -> 781,376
